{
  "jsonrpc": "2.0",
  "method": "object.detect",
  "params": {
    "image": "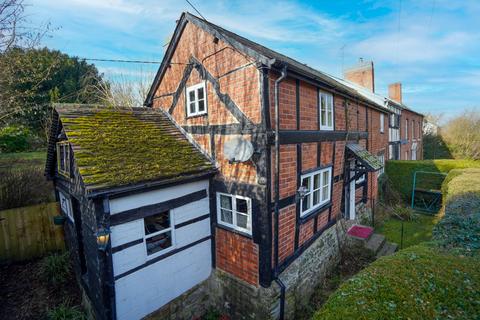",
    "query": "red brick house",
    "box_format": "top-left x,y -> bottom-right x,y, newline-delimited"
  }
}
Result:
47,12 -> 423,320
